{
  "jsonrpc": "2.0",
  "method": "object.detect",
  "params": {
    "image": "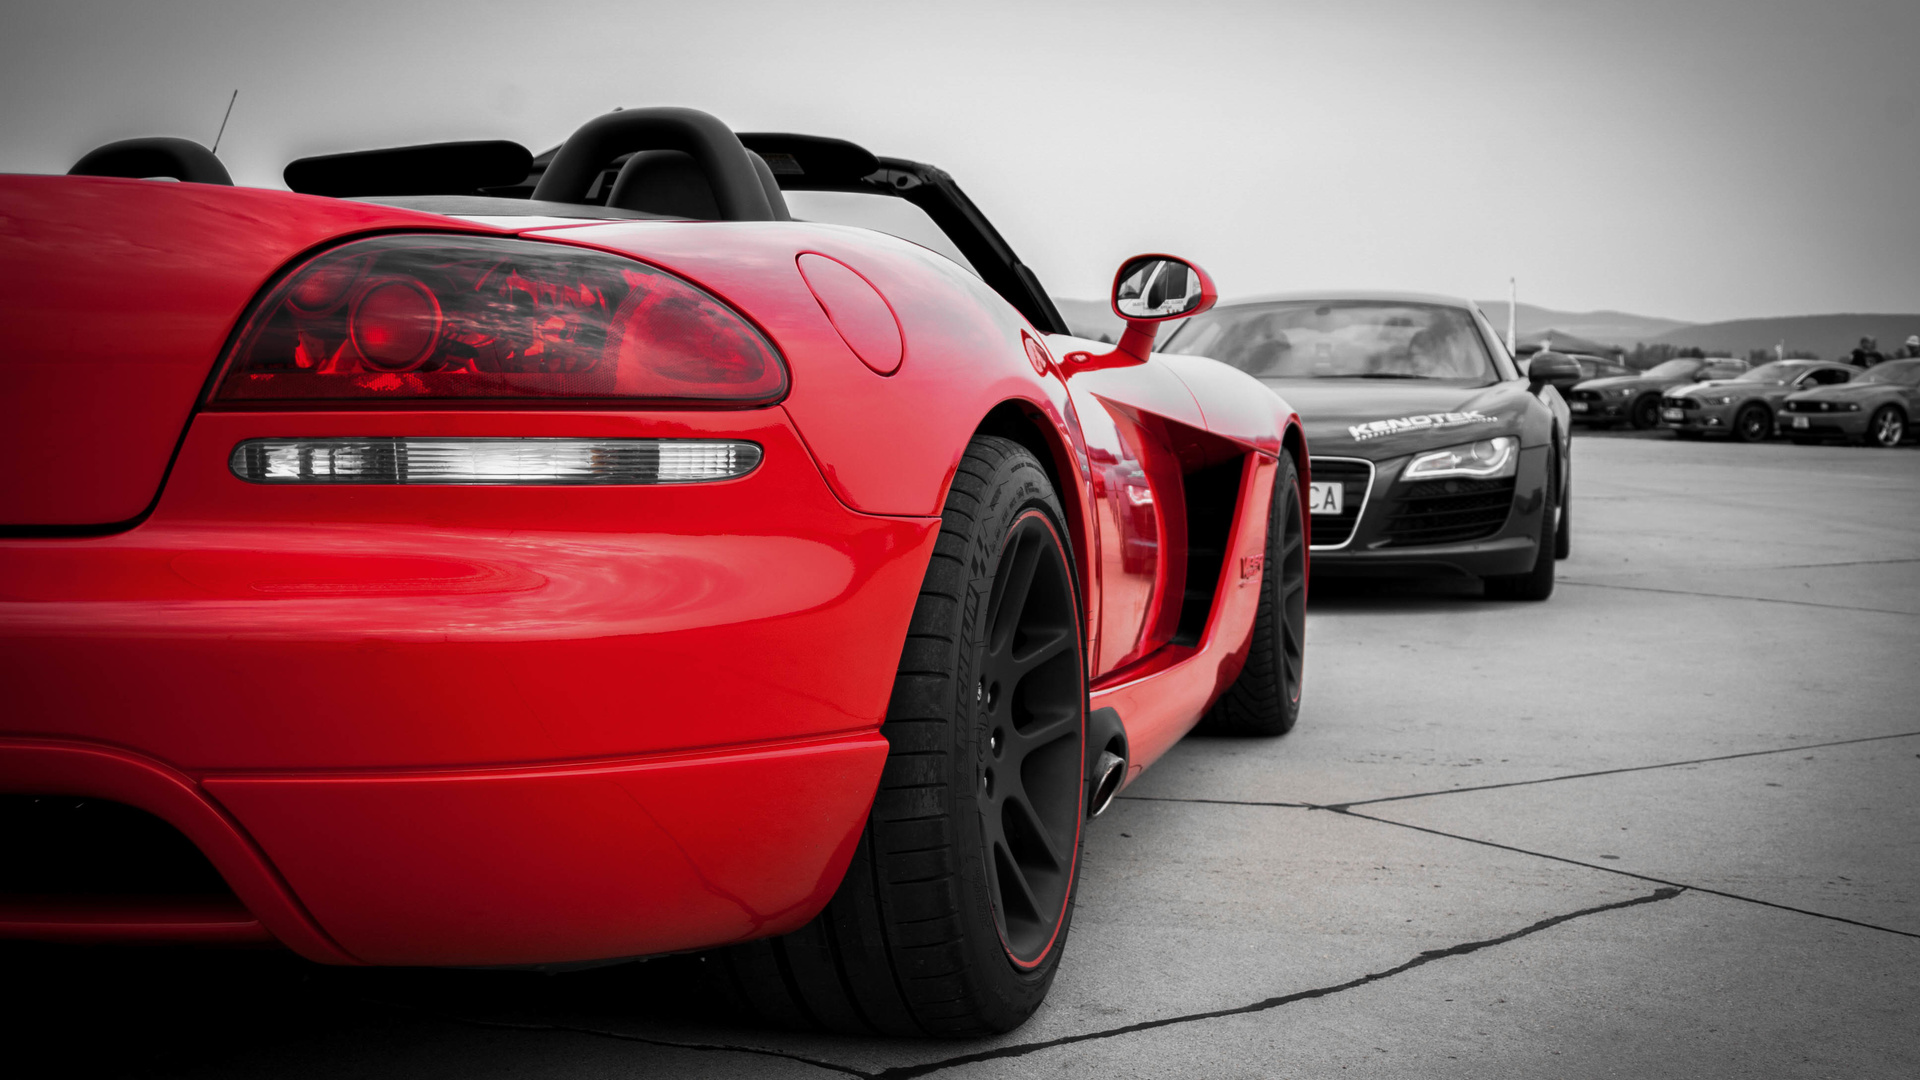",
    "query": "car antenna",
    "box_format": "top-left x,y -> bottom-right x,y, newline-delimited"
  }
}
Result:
210,89 -> 238,155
